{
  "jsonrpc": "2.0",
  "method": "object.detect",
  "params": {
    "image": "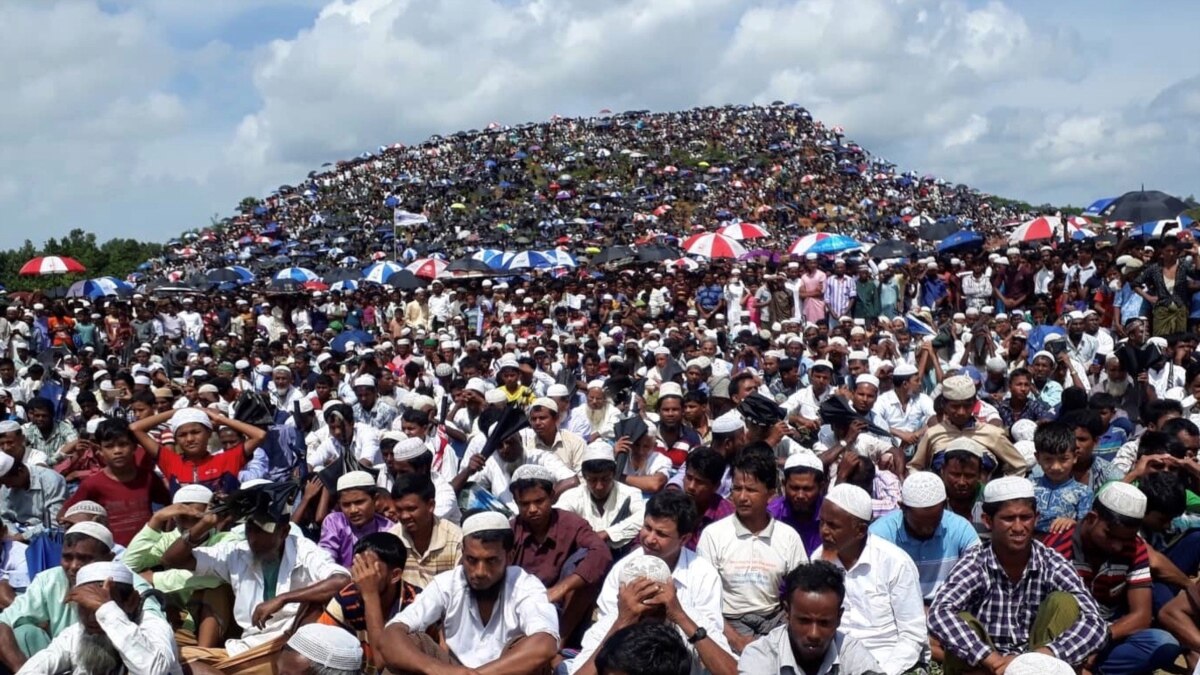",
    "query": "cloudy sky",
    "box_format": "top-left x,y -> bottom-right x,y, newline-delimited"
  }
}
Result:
4,0 -> 1198,250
